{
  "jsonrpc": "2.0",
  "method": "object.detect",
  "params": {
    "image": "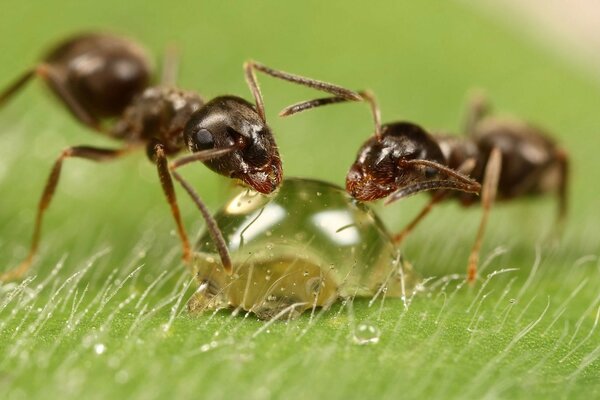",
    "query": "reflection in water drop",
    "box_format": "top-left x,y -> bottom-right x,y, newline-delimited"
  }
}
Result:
93,343 -> 106,355
190,178 -> 416,320
352,322 -> 381,345
311,210 -> 360,245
